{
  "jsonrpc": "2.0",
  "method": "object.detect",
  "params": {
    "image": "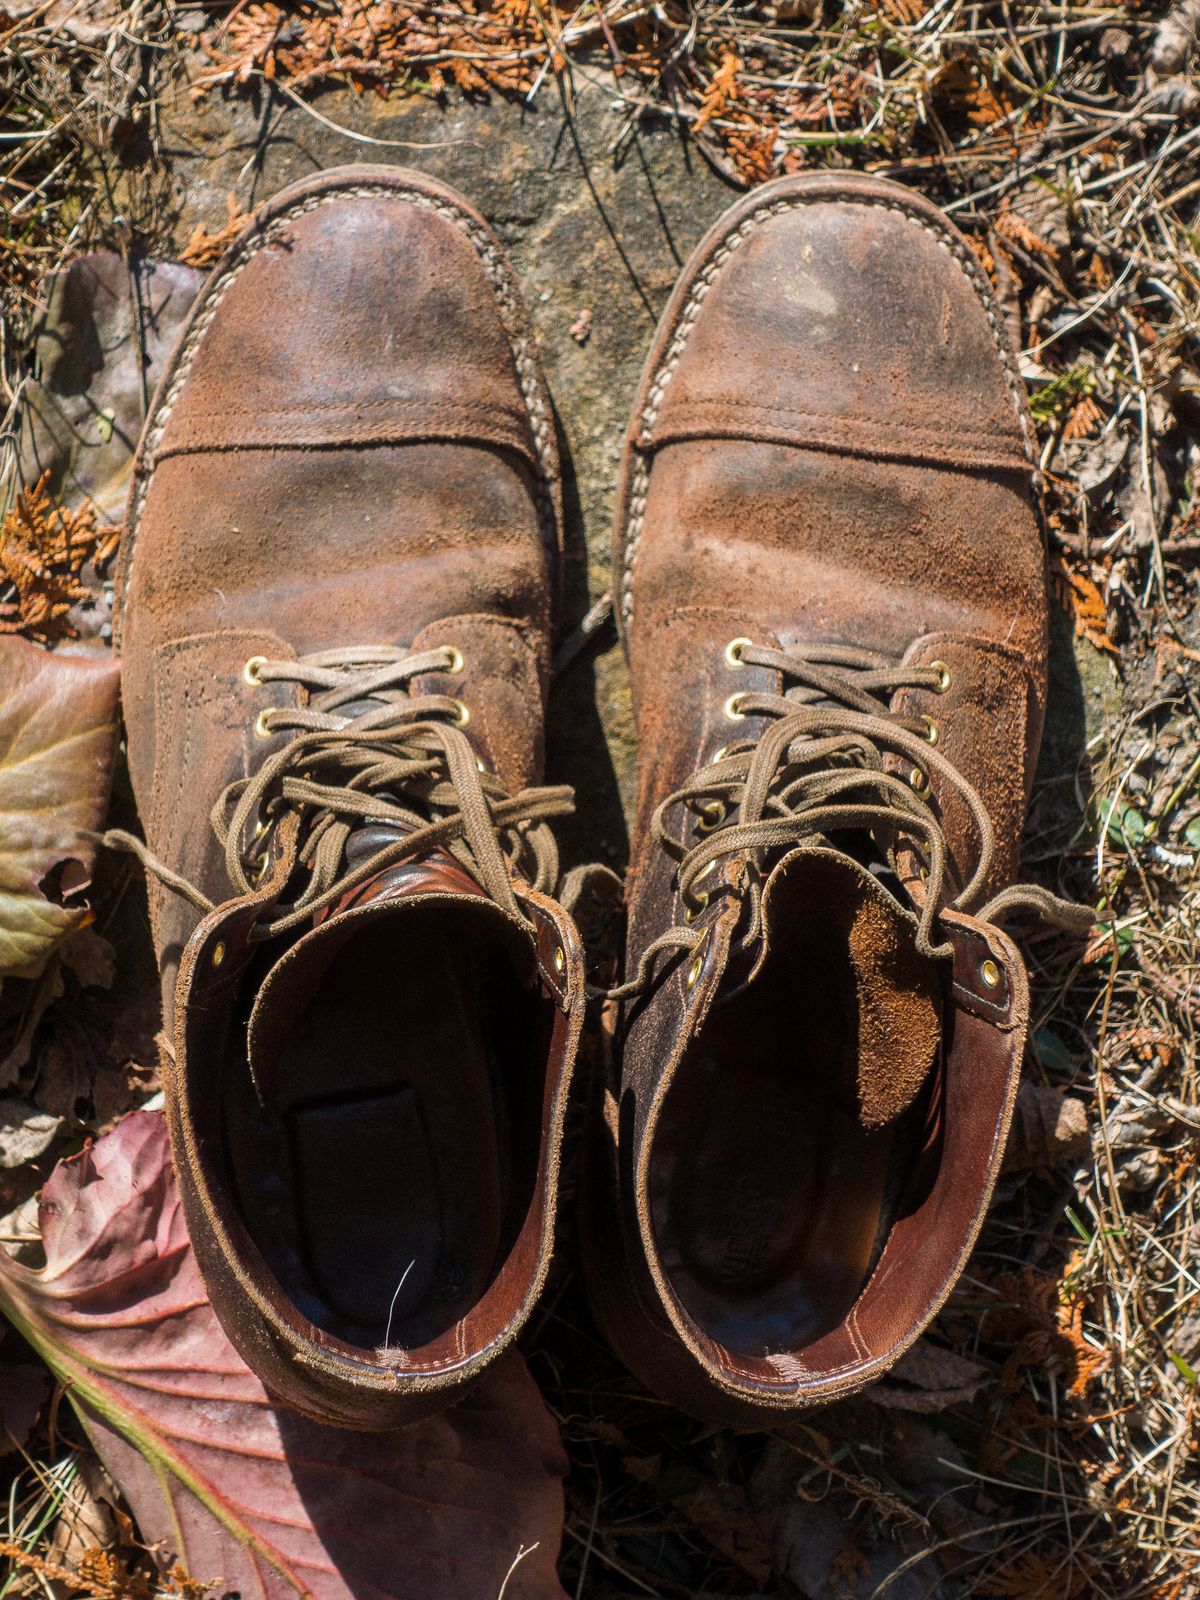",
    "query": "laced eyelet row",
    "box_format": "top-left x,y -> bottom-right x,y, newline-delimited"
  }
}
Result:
603,635 -> 1094,1006
672,639 -> 971,962
99,640 -> 582,948
725,640 -> 952,691
246,644 -> 469,739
